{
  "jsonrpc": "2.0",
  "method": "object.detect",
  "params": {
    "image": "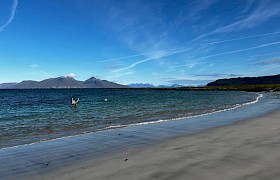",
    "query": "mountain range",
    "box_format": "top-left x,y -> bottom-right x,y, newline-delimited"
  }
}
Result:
0,77 -> 127,89
2,74 -> 279,89
207,74 -> 280,86
0,83 -> 17,89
